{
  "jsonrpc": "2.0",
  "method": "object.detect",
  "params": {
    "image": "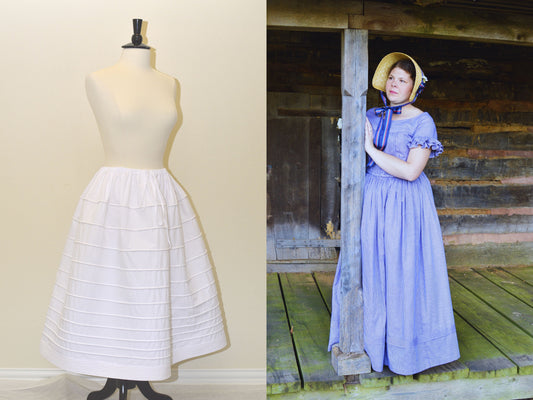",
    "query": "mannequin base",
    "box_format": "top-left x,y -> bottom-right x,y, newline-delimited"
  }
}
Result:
87,378 -> 172,400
